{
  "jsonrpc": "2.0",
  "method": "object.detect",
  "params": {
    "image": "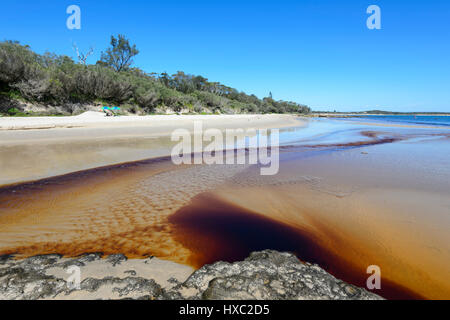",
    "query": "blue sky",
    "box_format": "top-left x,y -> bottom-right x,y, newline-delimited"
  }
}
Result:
1,0 -> 449,112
